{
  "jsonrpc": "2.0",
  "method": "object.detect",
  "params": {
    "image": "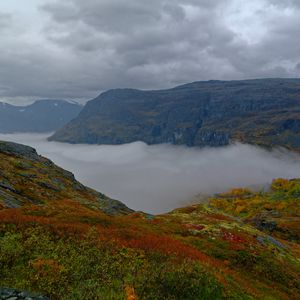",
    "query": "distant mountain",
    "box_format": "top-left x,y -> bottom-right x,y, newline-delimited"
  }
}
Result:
0,100 -> 82,133
49,78 -> 300,151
